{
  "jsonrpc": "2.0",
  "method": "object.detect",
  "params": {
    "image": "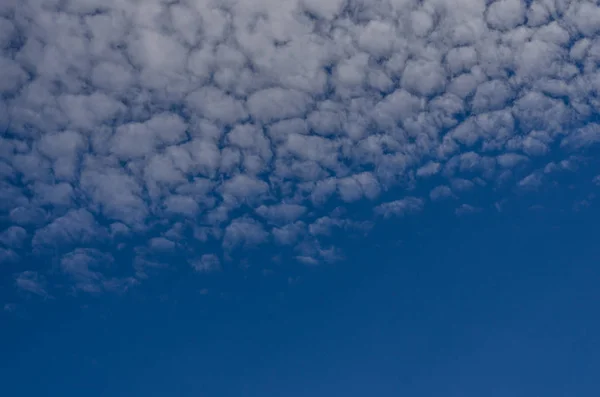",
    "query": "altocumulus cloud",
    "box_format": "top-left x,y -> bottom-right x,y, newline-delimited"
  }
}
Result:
1,0 -> 600,298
